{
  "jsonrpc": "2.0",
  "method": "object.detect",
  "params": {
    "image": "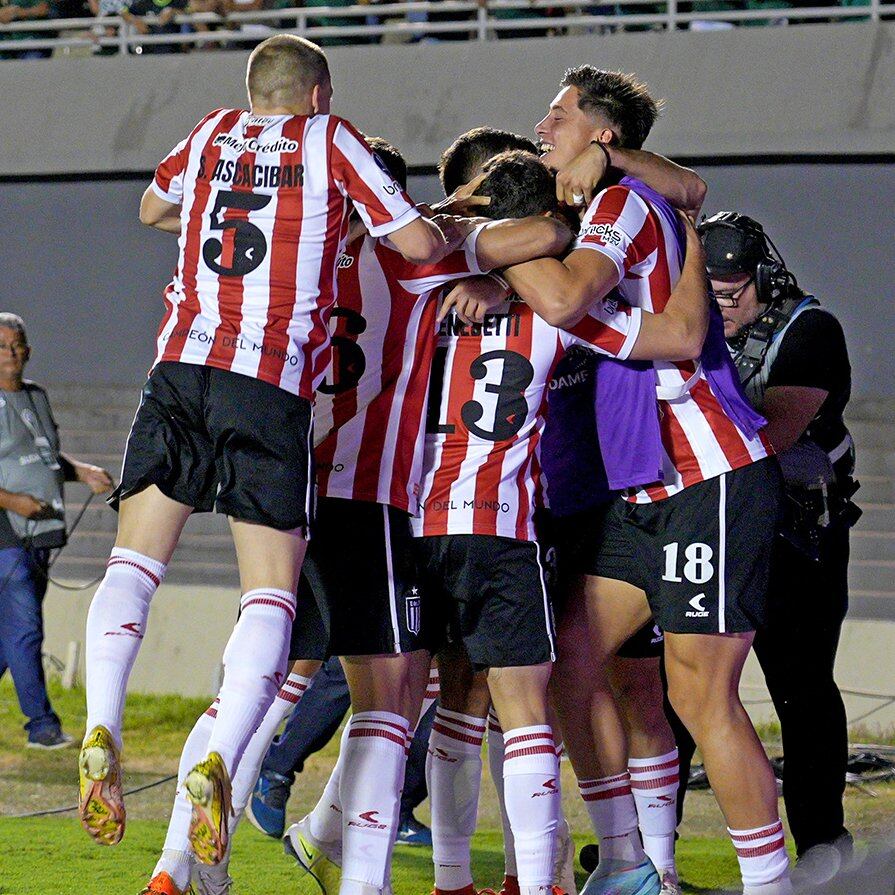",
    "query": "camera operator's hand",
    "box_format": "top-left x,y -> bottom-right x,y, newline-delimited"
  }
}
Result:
76,463 -> 115,495
7,493 -> 55,520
